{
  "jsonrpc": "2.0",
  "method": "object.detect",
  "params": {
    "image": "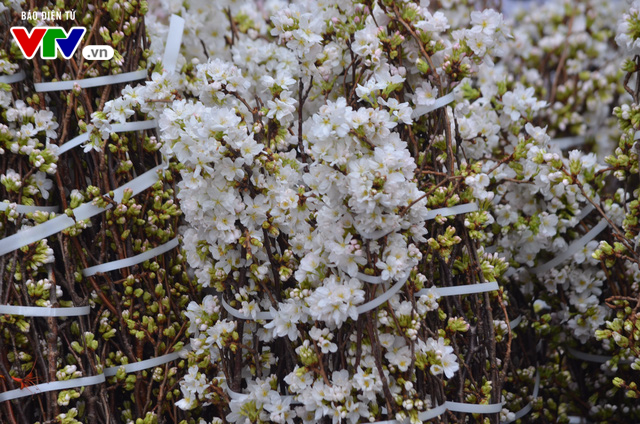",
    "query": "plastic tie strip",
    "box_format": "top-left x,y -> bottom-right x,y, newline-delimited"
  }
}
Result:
0,164 -> 164,258
104,345 -> 190,377
501,370 -> 541,424
31,13 -> 183,92
484,244 -> 498,254
530,218 -> 608,275
356,224 -> 401,241
0,304 -> 90,317
51,14 -> 183,152
416,281 -> 499,297
574,203 -> 595,222
356,275 -> 410,314
550,136 -> 585,150
566,346 -> 633,365
412,92 -> 456,118
0,374 -> 106,403
0,70 -> 26,84
509,315 -> 523,330
365,399 -> 503,424
424,202 -> 478,221
83,237 -> 179,277
355,272 -> 387,284
567,416 -> 589,424
0,201 -> 59,214
57,120 -> 158,155
486,203 -> 594,256
162,15 -> 185,72
220,274 -> 410,321
360,202 -> 478,240
221,275 -> 498,321
0,344 -> 190,402
34,70 -> 148,93
220,296 -> 276,321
